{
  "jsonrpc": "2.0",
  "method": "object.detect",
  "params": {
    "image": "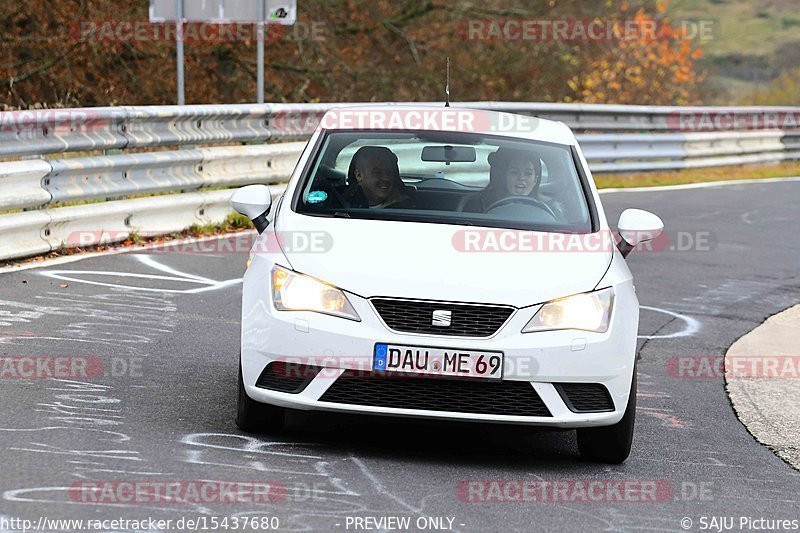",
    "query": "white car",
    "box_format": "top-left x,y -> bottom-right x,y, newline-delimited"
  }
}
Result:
231,106 -> 663,463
